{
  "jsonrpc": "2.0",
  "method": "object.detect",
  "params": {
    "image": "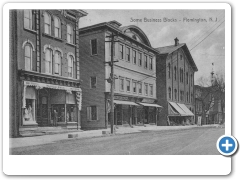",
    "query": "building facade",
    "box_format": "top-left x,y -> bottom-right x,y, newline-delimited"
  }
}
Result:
79,21 -> 161,130
9,9 -> 87,136
155,38 -> 198,126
